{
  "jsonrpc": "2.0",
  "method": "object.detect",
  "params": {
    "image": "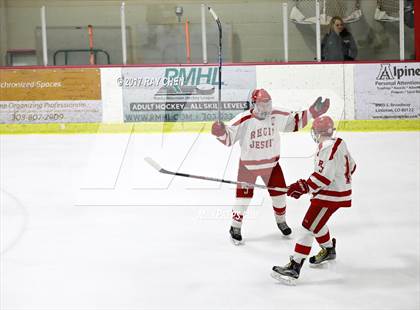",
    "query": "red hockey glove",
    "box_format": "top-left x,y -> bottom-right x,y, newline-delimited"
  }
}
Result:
287,179 -> 310,199
309,97 -> 330,118
211,121 -> 226,137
